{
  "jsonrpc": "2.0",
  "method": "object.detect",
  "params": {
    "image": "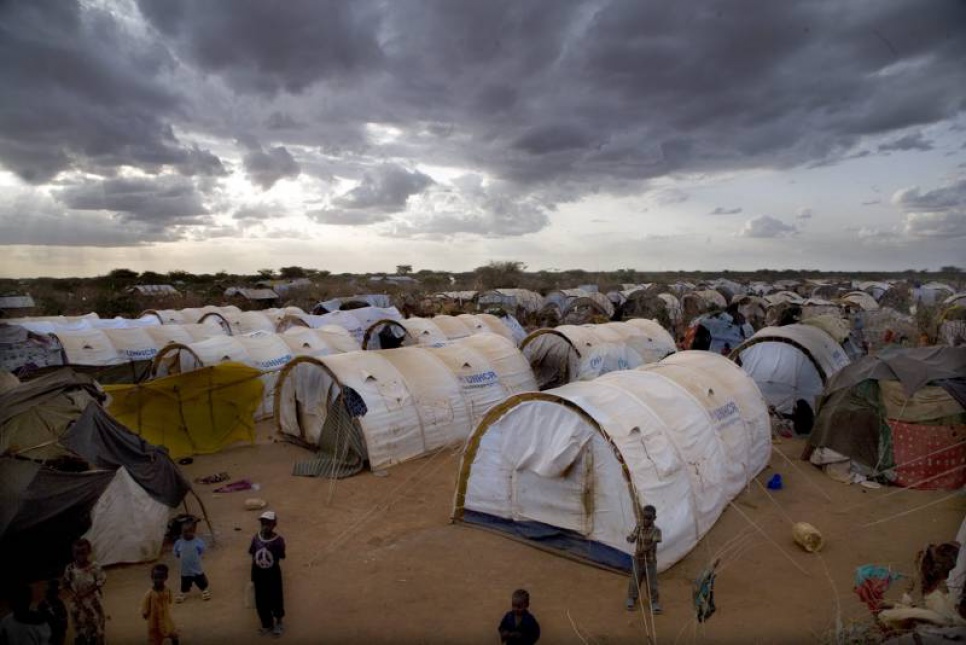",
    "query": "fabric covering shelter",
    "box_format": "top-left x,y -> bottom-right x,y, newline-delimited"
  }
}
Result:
521,321 -> 677,390
731,324 -> 851,414
0,323 -> 64,376
1,370 -> 192,579
275,334 -> 538,475
453,351 -> 770,573
807,347 -> 966,489
106,362 -> 264,458
685,311 -> 754,354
